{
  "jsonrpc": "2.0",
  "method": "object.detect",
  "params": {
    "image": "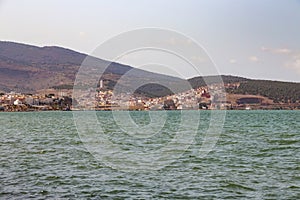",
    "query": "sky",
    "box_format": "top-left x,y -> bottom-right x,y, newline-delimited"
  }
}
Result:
0,0 -> 300,82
